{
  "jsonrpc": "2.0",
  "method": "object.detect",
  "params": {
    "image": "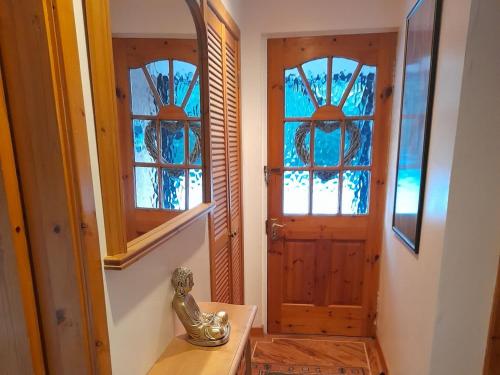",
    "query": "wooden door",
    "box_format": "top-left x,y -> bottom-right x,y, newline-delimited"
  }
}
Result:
267,34 -> 396,336
205,1 -> 244,304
